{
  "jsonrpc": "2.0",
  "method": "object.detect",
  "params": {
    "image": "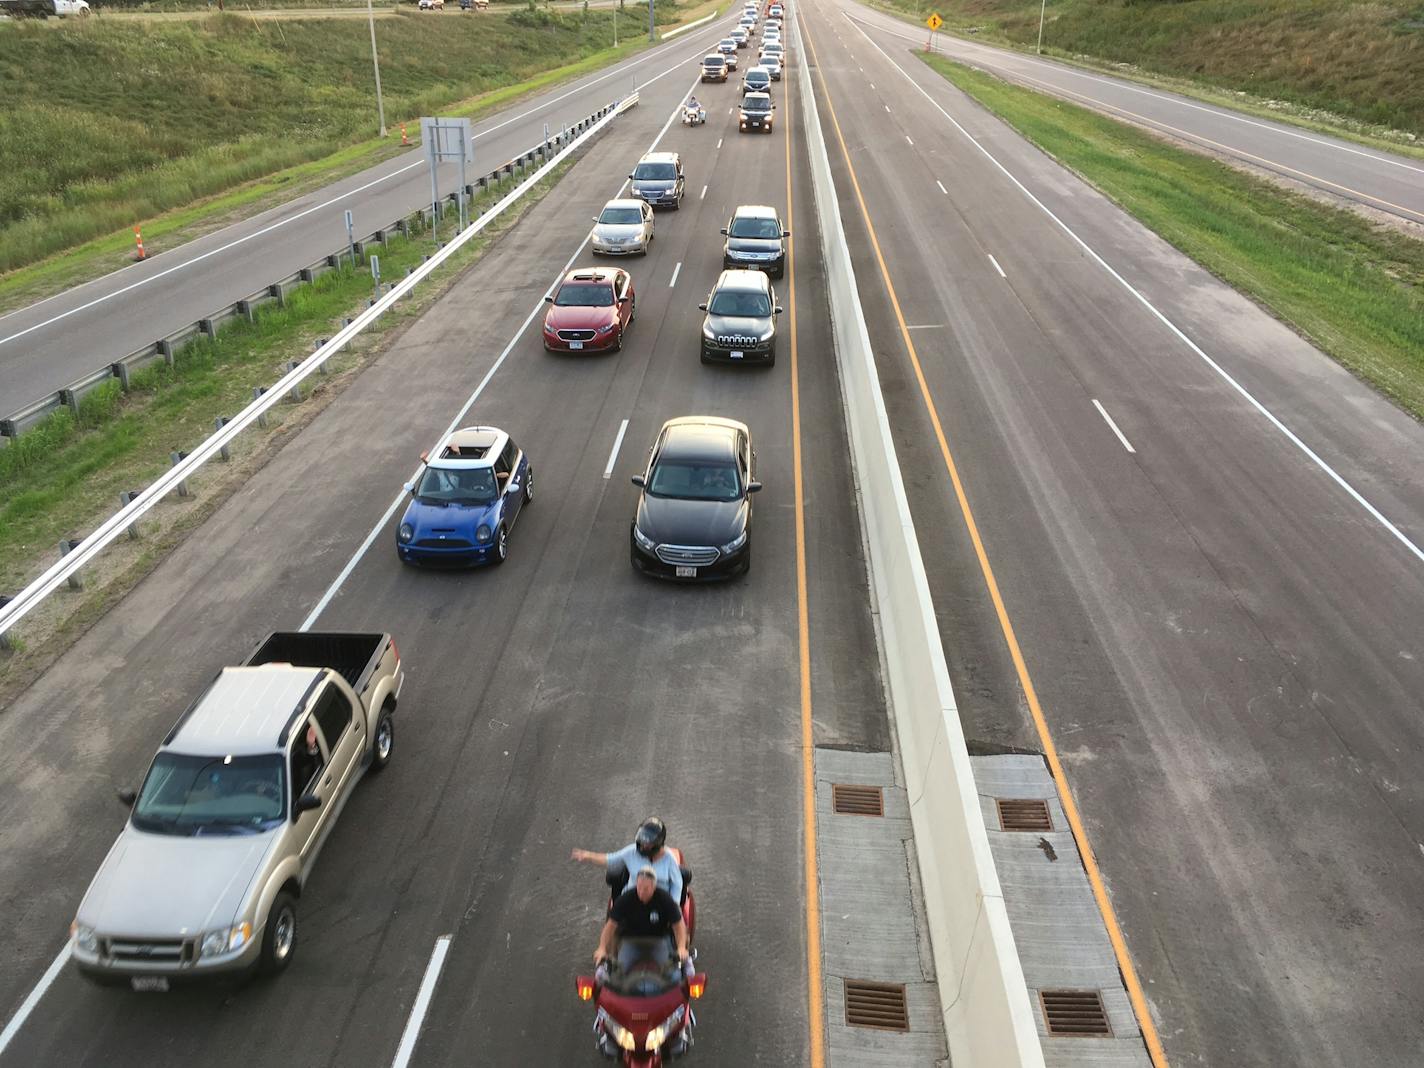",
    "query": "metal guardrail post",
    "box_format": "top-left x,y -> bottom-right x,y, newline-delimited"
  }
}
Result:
119,492 -> 142,539
253,386 -> 269,428
0,596 -> 13,651
314,339 -> 332,373
215,418 -> 232,460
284,362 -> 305,402
170,452 -> 192,497
113,362 -> 130,391
58,540 -> 84,590
199,319 -> 217,340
